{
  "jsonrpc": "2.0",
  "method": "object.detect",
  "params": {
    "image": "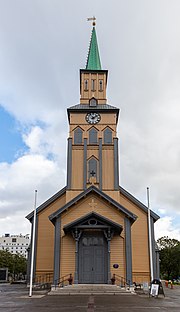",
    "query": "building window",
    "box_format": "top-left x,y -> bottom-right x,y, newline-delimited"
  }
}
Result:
89,128 -> 98,144
74,127 -> 83,144
91,79 -> 96,91
99,80 -> 103,91
89,97 -> 97,107
88,158 -> 97,180
84,79 -> 88,91
12,238 -> 16,243
104,127 -> 112,144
